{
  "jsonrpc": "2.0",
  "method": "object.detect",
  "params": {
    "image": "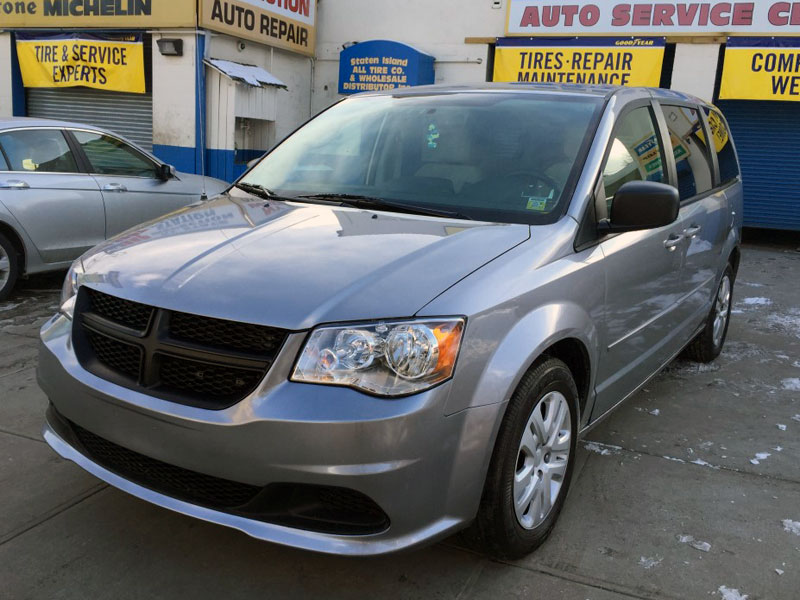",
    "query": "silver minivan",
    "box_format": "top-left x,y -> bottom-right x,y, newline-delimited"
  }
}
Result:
38,84 -> 743,558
